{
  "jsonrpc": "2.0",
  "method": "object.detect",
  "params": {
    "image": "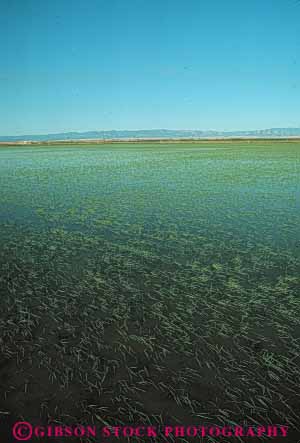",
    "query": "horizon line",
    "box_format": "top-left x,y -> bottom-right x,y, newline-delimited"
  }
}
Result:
1,126 -> 300,138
